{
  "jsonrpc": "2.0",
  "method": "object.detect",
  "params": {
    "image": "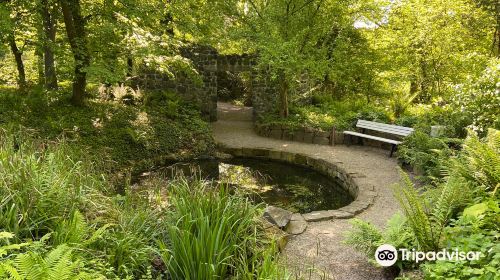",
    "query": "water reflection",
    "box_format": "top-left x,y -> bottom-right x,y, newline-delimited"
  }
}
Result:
148,158 -> 353,213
